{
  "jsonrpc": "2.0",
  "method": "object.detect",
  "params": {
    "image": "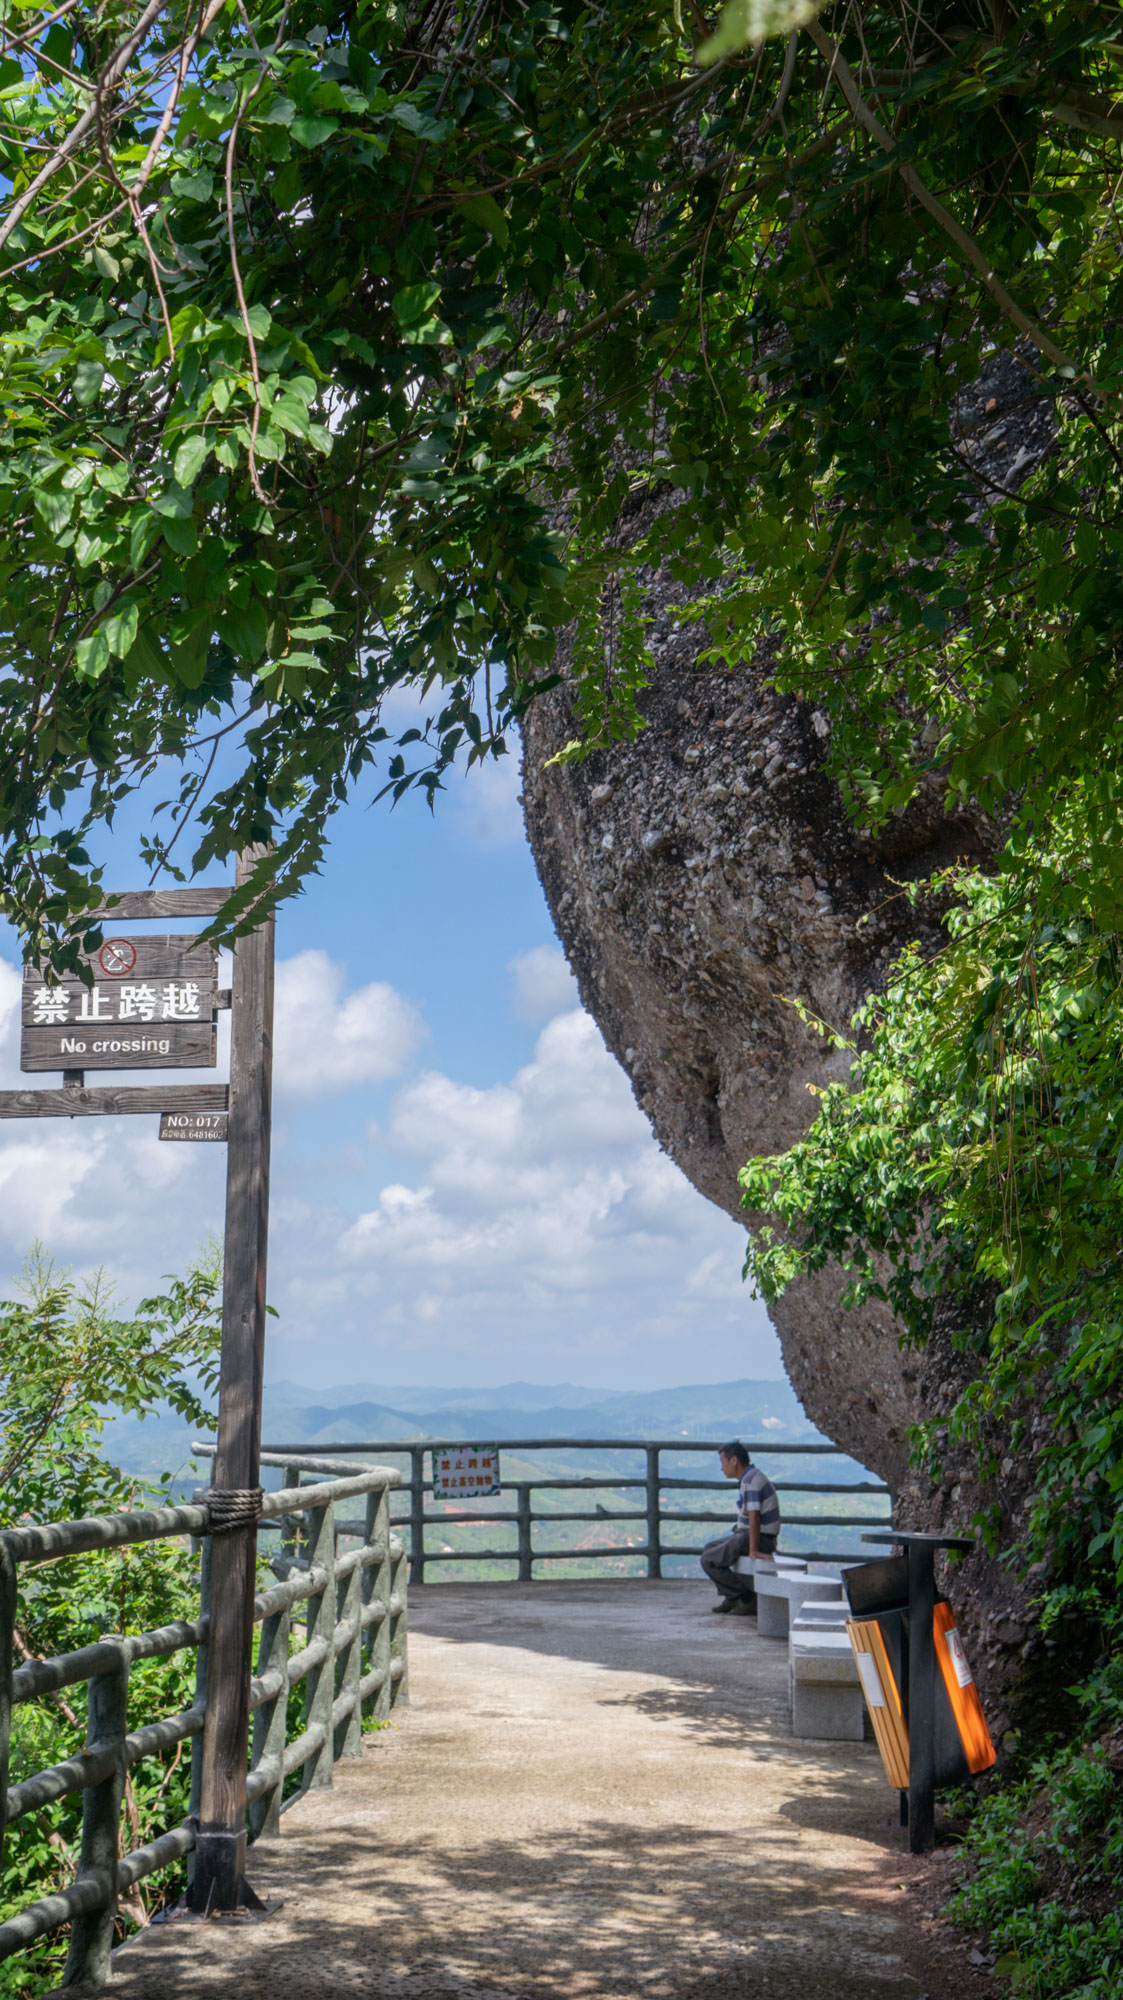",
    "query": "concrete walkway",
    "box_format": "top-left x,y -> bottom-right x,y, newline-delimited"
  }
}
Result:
96,1582 -> 927,2000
